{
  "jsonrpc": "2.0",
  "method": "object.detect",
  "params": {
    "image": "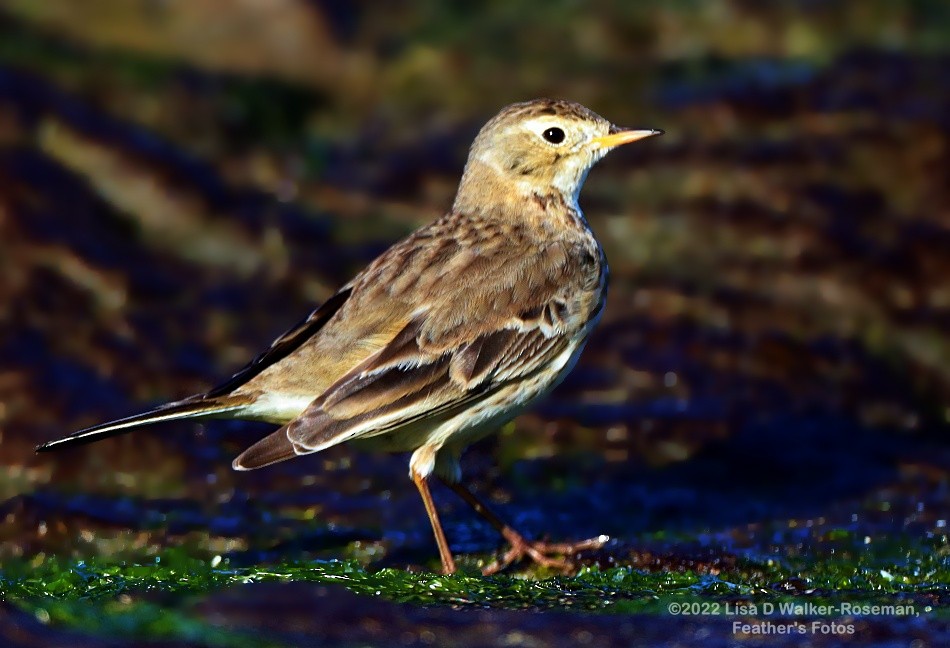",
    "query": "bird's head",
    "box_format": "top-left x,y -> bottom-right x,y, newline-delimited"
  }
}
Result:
454,98 -> 662,214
